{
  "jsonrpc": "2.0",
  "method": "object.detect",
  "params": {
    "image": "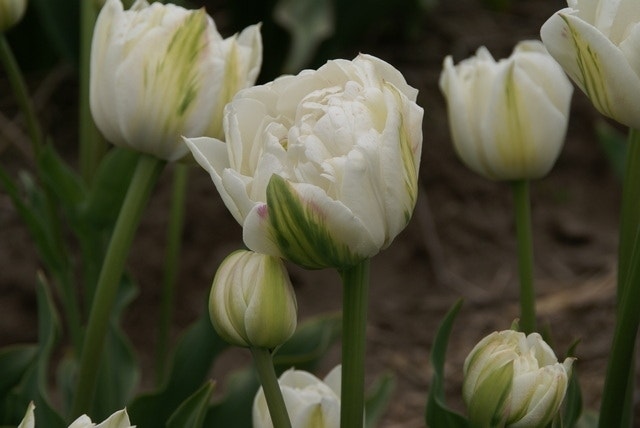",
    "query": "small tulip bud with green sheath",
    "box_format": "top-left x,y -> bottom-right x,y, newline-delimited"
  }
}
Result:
463,330 -> 574,427
209,250 -> 297,349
